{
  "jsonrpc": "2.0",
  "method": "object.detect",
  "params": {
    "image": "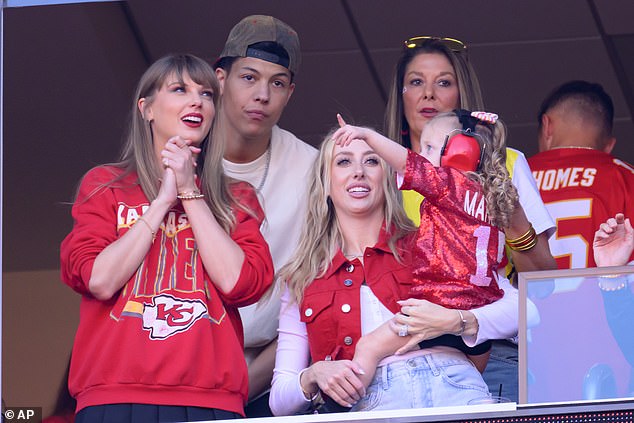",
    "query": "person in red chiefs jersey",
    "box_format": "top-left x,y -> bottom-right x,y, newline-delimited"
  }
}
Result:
60,54 -> 273,422
332,110 -> 530,383
528,80 -> 634,269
